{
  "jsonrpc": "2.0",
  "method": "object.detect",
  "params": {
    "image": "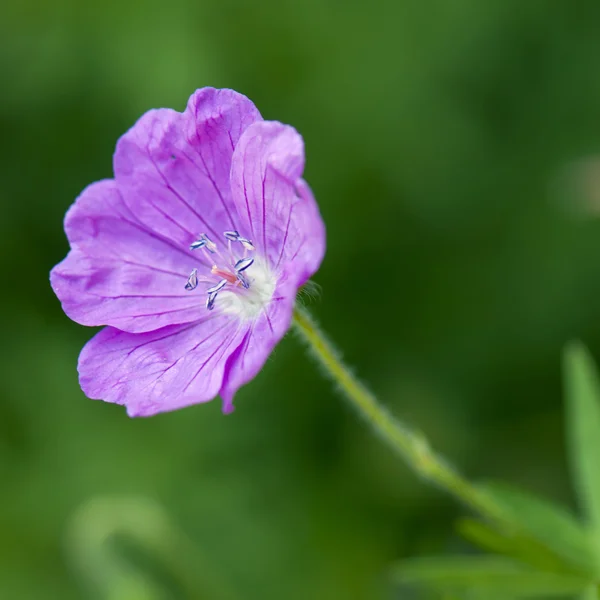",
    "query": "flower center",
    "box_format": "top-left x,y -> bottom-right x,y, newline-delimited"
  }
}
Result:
183,231 -> 276,320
